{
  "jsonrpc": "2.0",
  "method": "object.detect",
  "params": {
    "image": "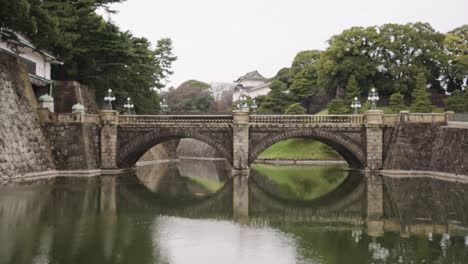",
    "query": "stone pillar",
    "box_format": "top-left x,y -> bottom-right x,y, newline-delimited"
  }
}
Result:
366,174 -> 384,237
445,111 -> 455,123
365,110 -> 384,170
233,173 -> 249,223
232,110 -> 250,172
100,110 -> 118,169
